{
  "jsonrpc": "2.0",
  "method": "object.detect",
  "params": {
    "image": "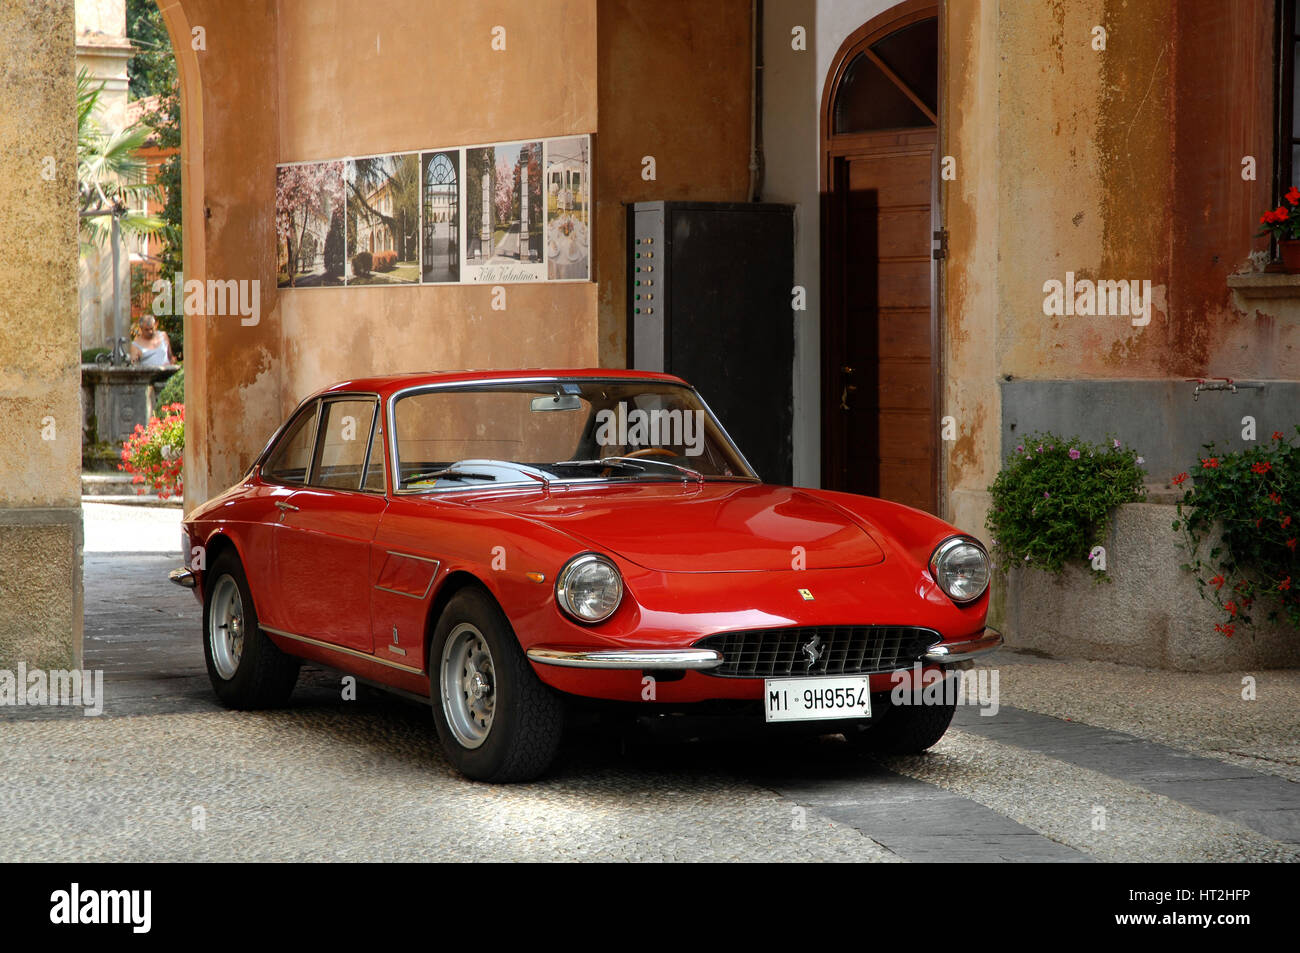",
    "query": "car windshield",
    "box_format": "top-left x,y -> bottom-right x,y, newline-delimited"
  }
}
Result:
392,379 -> 756,491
